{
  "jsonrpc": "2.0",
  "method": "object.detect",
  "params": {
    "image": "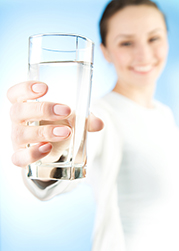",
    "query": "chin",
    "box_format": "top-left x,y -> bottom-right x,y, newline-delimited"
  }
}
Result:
132,70 -> 160,84
130,76 -> 157,88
